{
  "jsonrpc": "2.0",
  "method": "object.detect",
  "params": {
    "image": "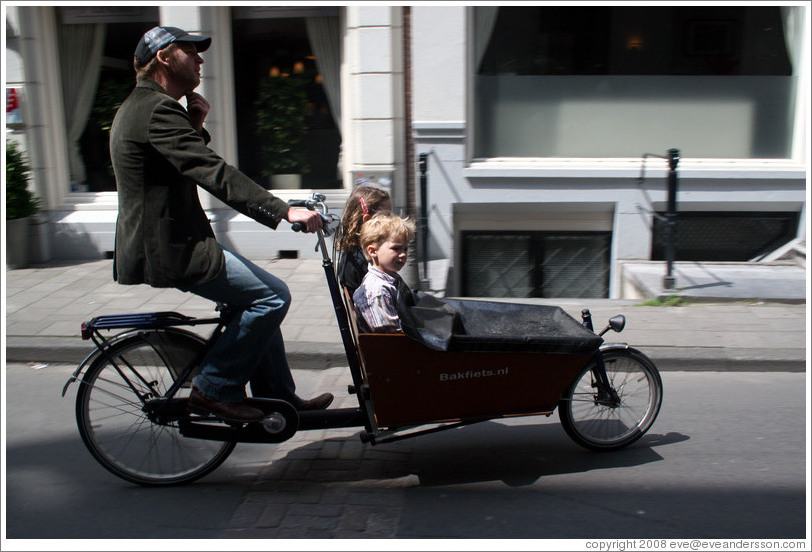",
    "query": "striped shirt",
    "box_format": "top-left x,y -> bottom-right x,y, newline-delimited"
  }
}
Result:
352,266 -> 402,333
